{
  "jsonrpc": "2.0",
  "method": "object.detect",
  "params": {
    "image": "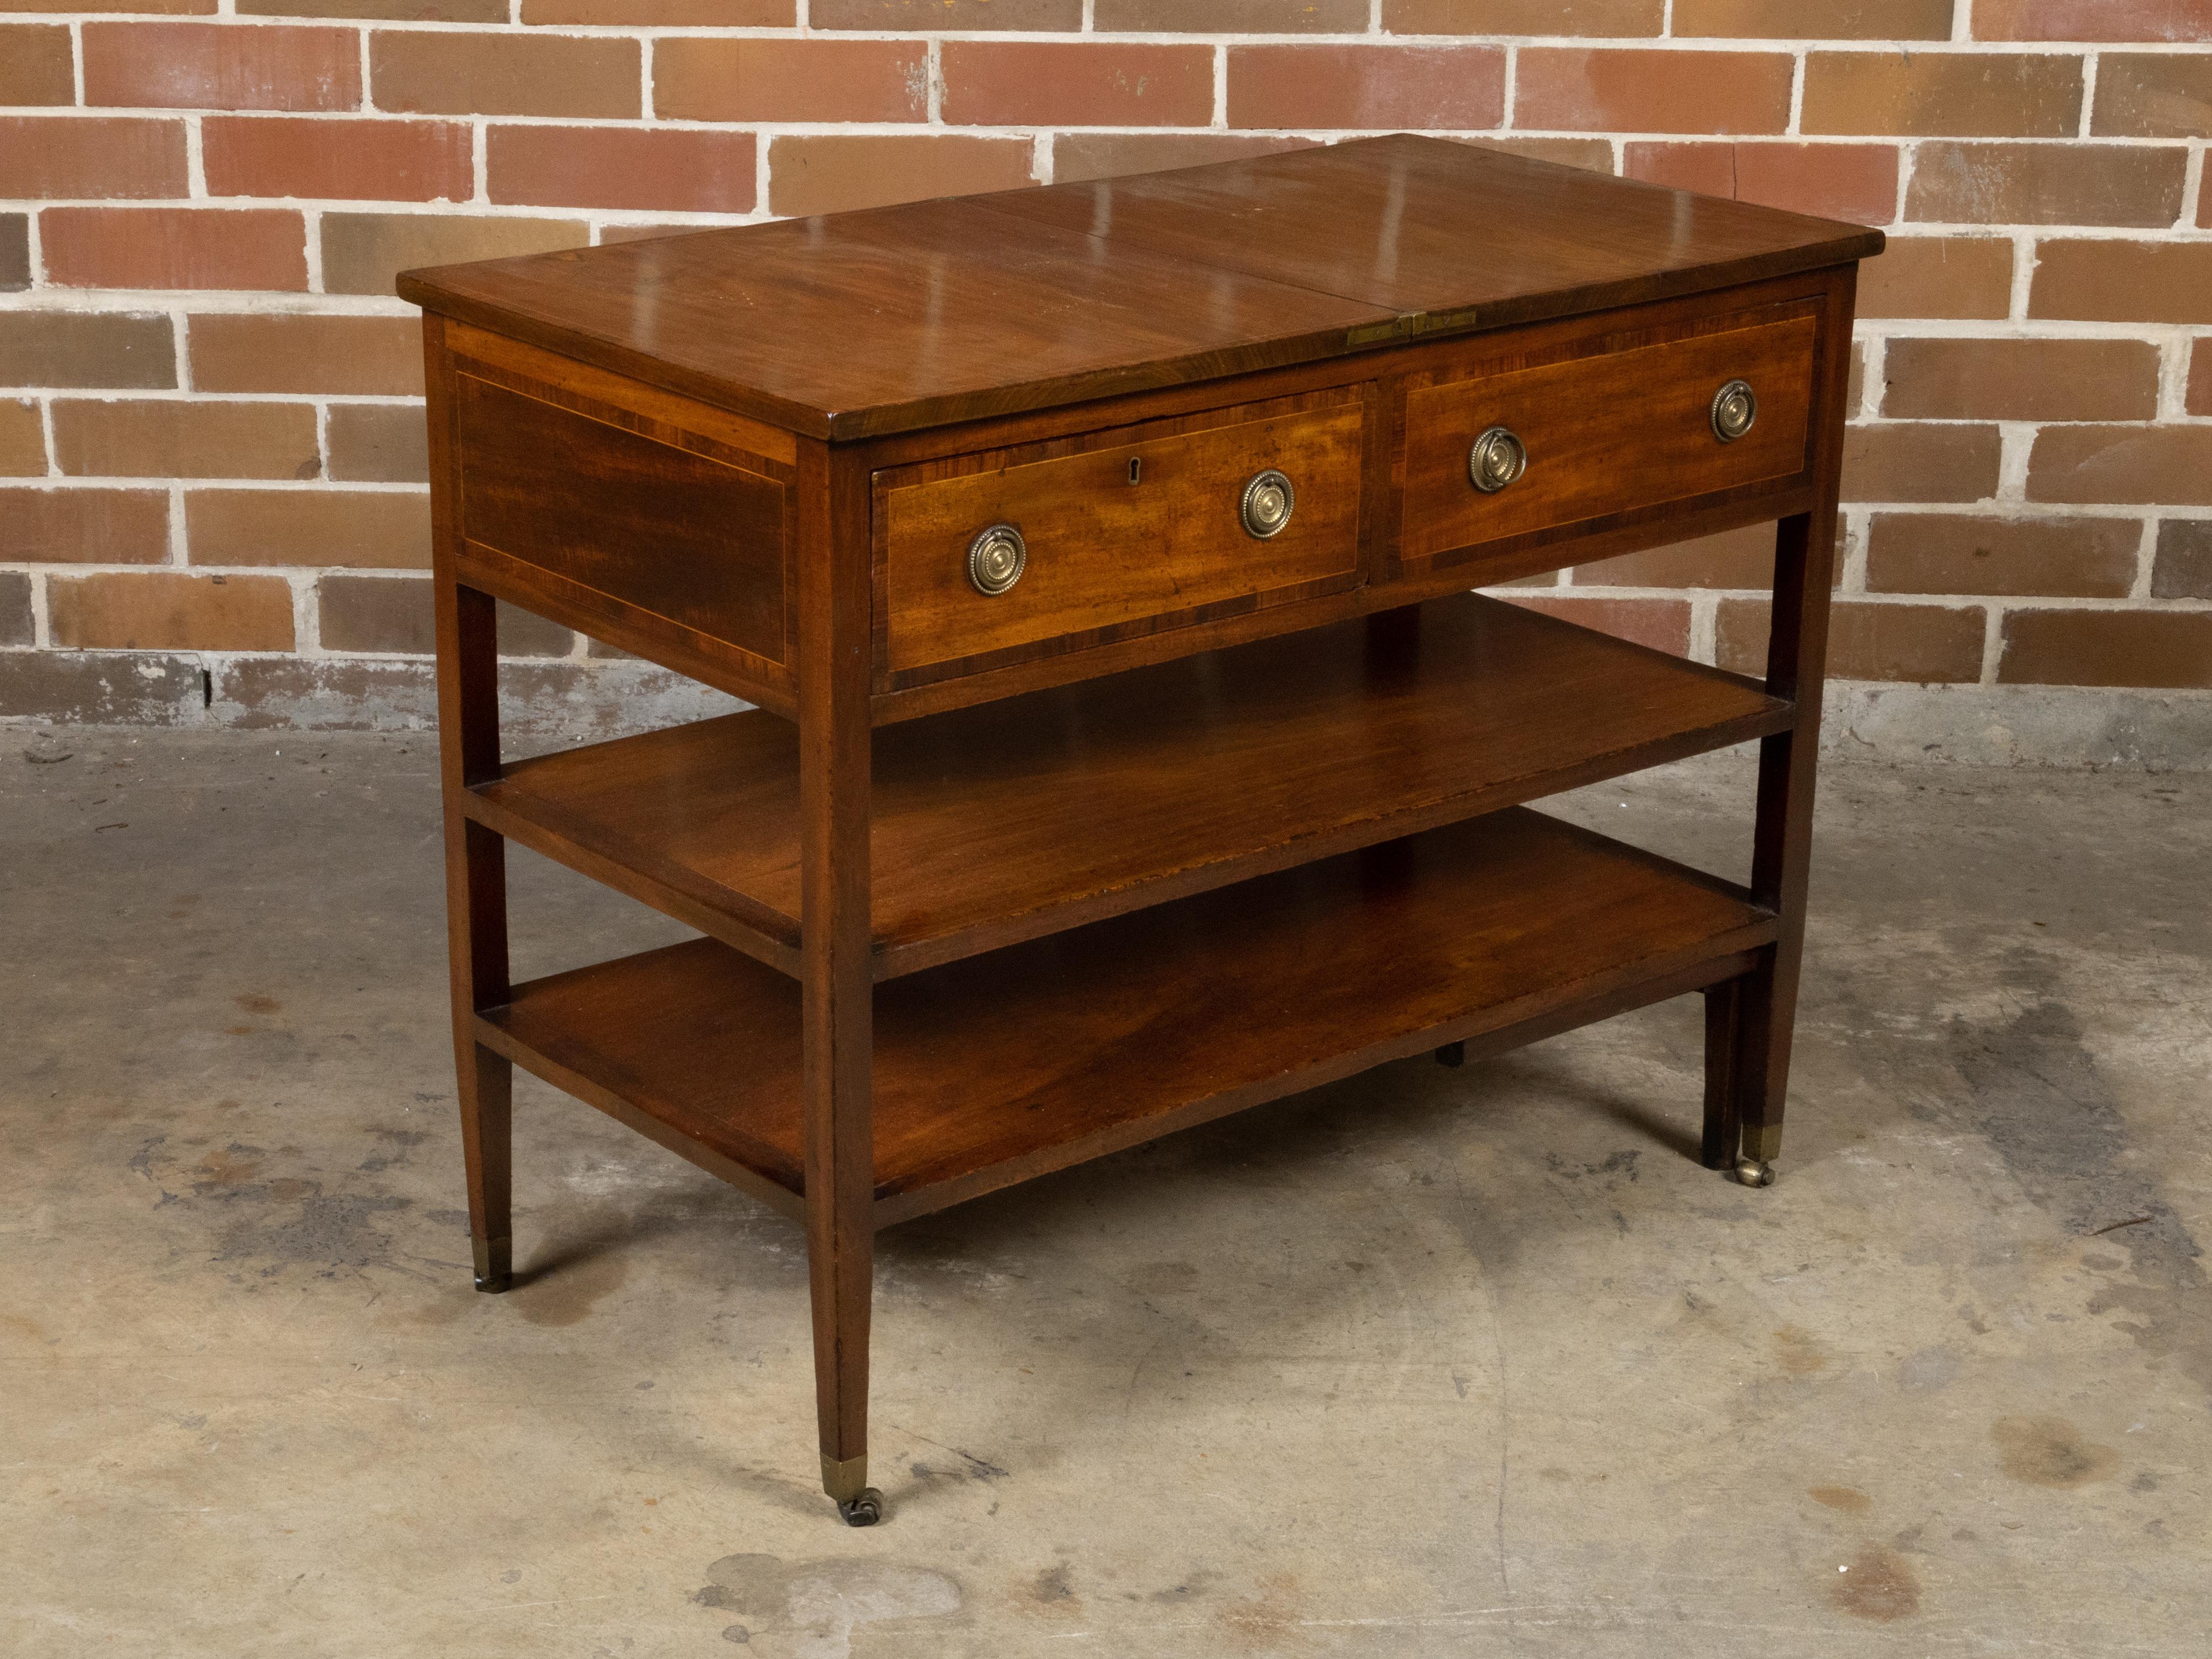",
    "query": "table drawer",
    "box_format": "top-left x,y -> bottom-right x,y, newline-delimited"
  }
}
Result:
1401,308 -> 1818,564
878,388 -> 1368,685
